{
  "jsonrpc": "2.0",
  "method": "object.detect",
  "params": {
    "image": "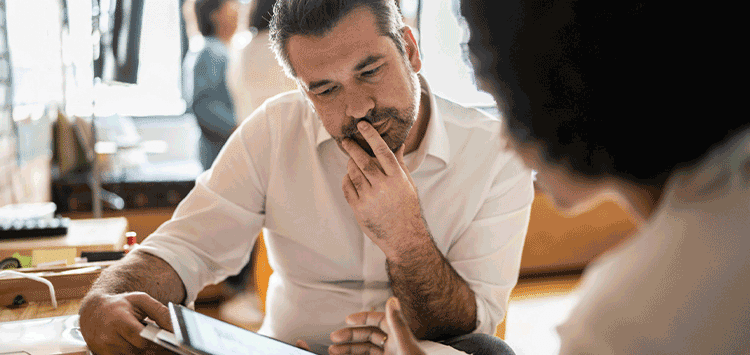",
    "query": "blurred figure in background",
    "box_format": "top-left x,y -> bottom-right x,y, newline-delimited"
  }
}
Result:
181,0 -> 267,328
218,0 -> 295,326
189,0 -> 240,170
349,0 -> 749,354
228,0 -> 296,123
